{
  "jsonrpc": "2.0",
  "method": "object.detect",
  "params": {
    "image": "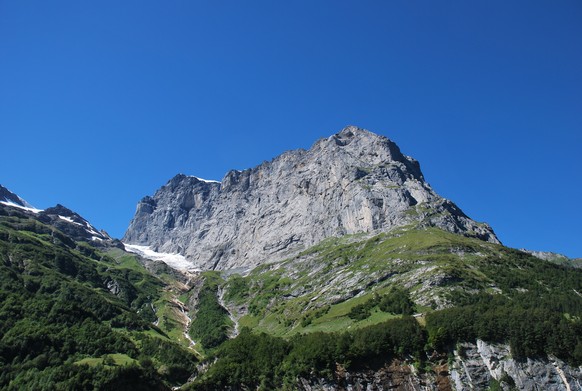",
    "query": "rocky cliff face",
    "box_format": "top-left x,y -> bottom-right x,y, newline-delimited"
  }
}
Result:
123,126 -> 499,270
298,340 -> 581,391
0,184 -> 33,208
450,340 -> 581,391
37,204 -> 114,244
